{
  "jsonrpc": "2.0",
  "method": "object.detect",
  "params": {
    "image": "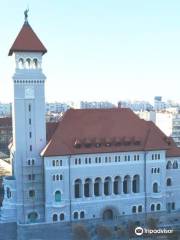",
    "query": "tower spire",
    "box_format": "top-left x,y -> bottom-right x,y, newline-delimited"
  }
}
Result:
24,8 -> 29,23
